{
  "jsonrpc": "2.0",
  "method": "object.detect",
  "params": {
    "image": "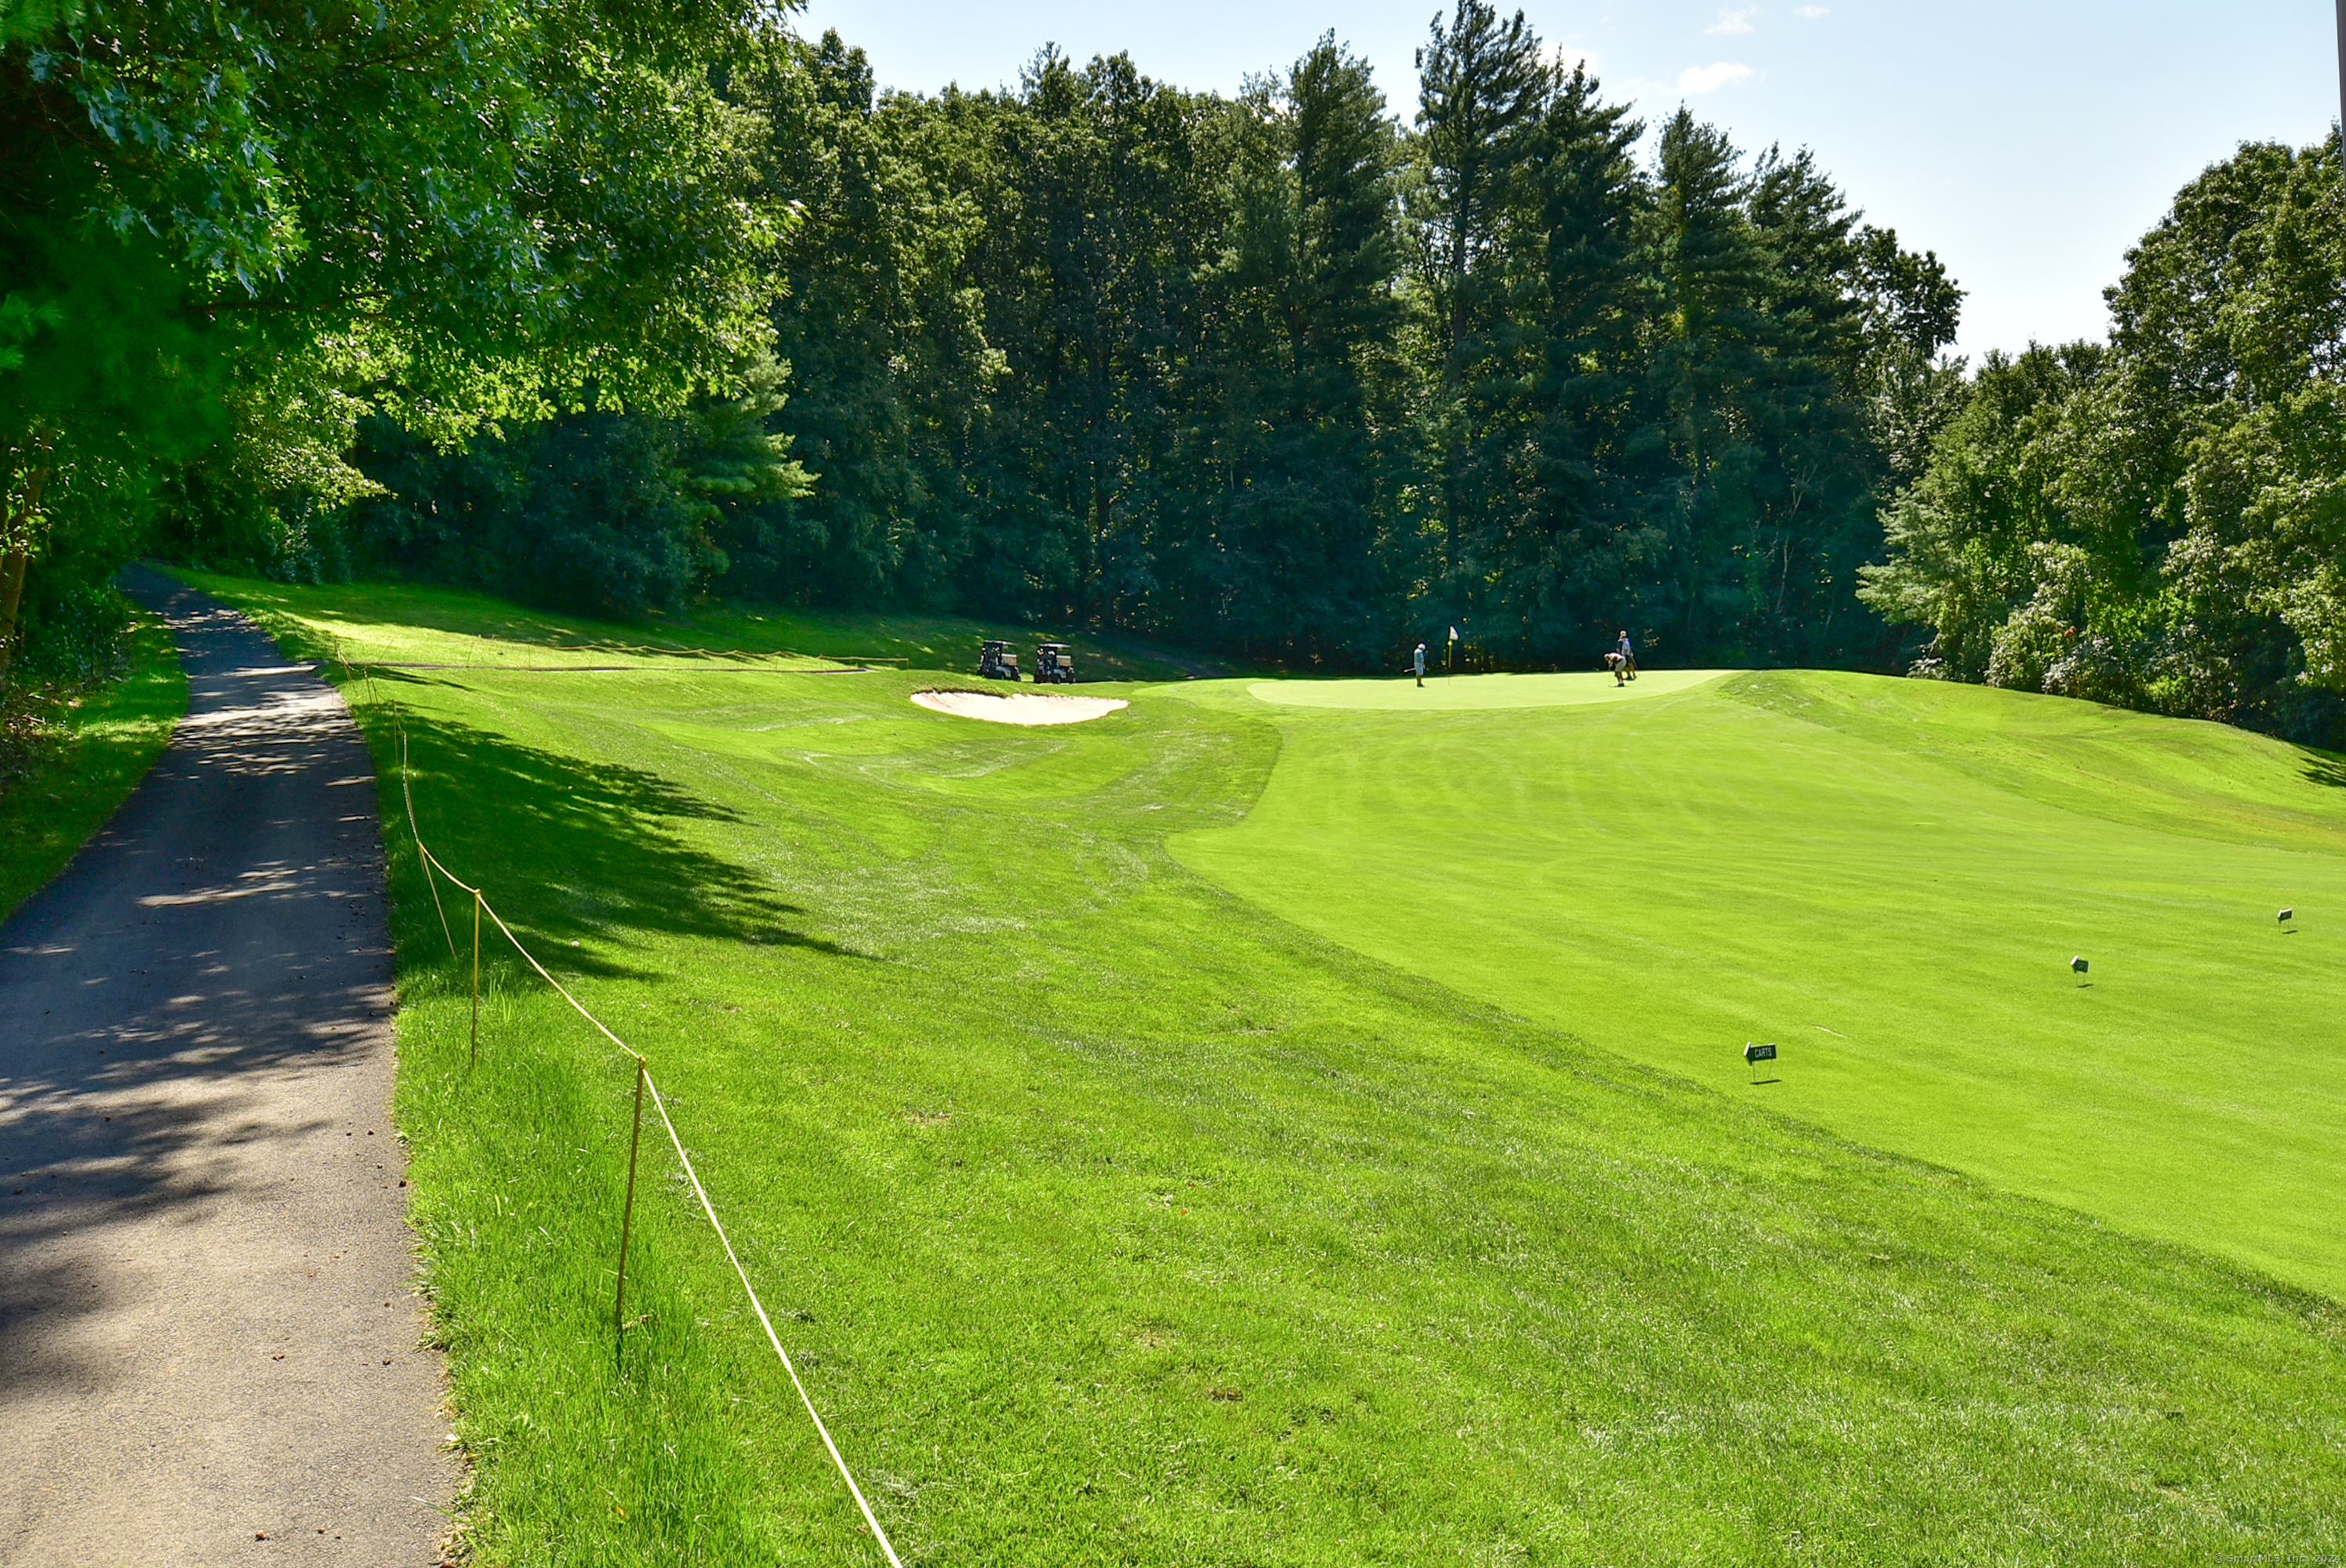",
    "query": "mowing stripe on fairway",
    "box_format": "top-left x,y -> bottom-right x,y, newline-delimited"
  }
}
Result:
1173,666 -> 2346,1297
